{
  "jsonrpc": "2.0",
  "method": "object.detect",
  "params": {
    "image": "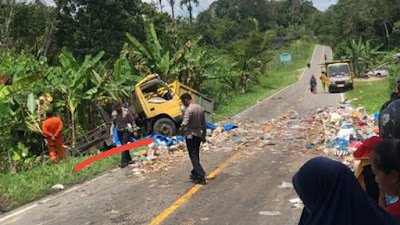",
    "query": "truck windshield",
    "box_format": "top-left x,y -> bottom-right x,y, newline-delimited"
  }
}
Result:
328,65 -> 350,77
141,80 -> 173,101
